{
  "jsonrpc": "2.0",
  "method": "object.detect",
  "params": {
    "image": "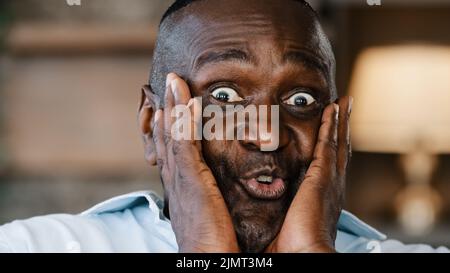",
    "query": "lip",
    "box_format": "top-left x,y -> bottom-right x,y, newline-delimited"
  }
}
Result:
239,167 -> 288,200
